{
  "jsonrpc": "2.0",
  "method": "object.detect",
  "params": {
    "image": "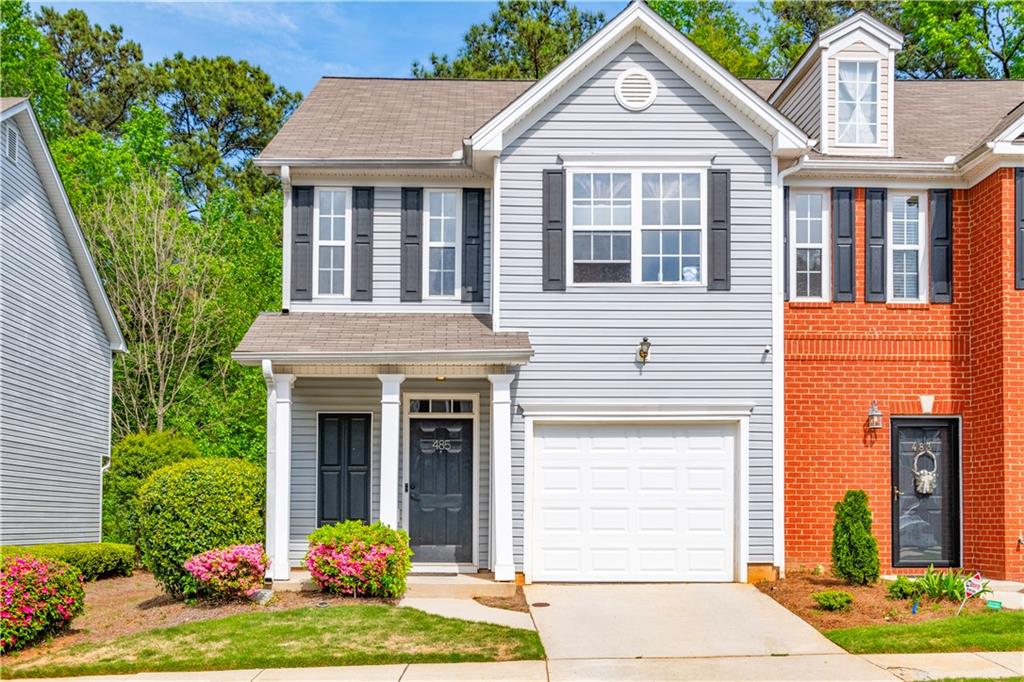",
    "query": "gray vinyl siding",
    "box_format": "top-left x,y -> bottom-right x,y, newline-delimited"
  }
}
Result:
302,187 -> 490,310
777,56 -> 821,139
0,119 -> 111,545
500,43 -> 777,567
288,377 -> 491,566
